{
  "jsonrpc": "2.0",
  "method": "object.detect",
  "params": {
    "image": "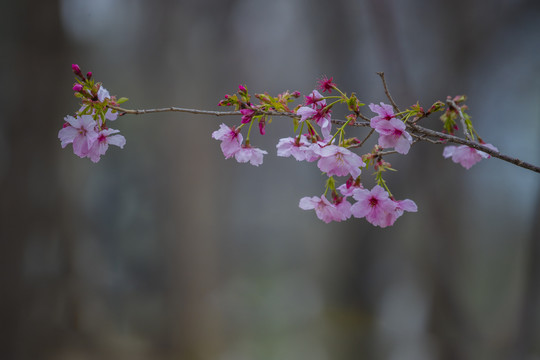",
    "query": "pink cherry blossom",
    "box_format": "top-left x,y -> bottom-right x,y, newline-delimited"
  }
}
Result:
276,135 -> 313,161
371,118 -> 413,154
303,141 -> 326,162
299,195 -> 344,223
234,145 -> 268,166
296,105 -> 332,138
97,86 -> 111,102
317,76 -> 336,93
350,185 -> 398,227
105,108 -> 118,121
305,90 -> 326,107
296,106 -> 318,122
58,114 -> 99,158
386,198 -> 418,226
212,124 -> 243,159
442,143 -> 498,169
333,197 -> 352,221
313,145 -> 365,178
311,107 -> 332,139
87,128 -> 126,163
369,102 -> 395,128
296,91 -> 333,139
240,108 -> 256,124
337,177 -> 364,196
